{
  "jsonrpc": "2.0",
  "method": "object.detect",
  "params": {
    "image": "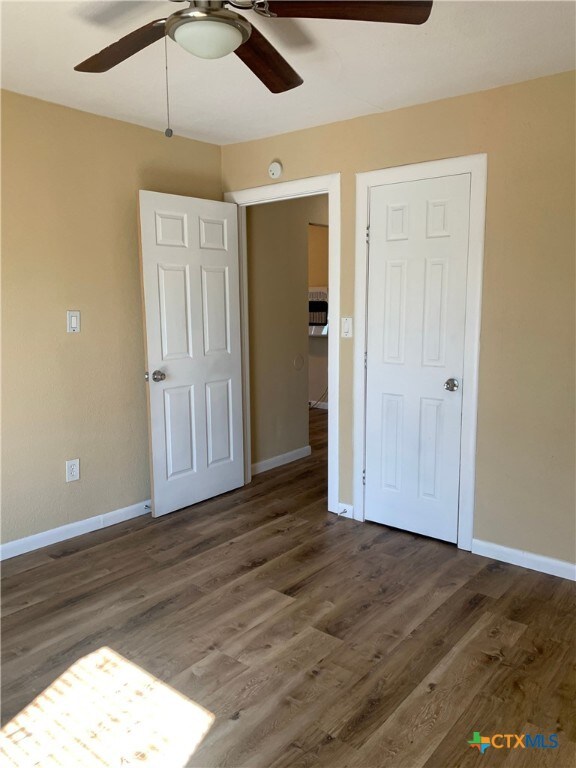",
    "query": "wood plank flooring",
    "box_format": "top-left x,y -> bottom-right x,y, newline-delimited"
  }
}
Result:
2,409 -> 575,767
